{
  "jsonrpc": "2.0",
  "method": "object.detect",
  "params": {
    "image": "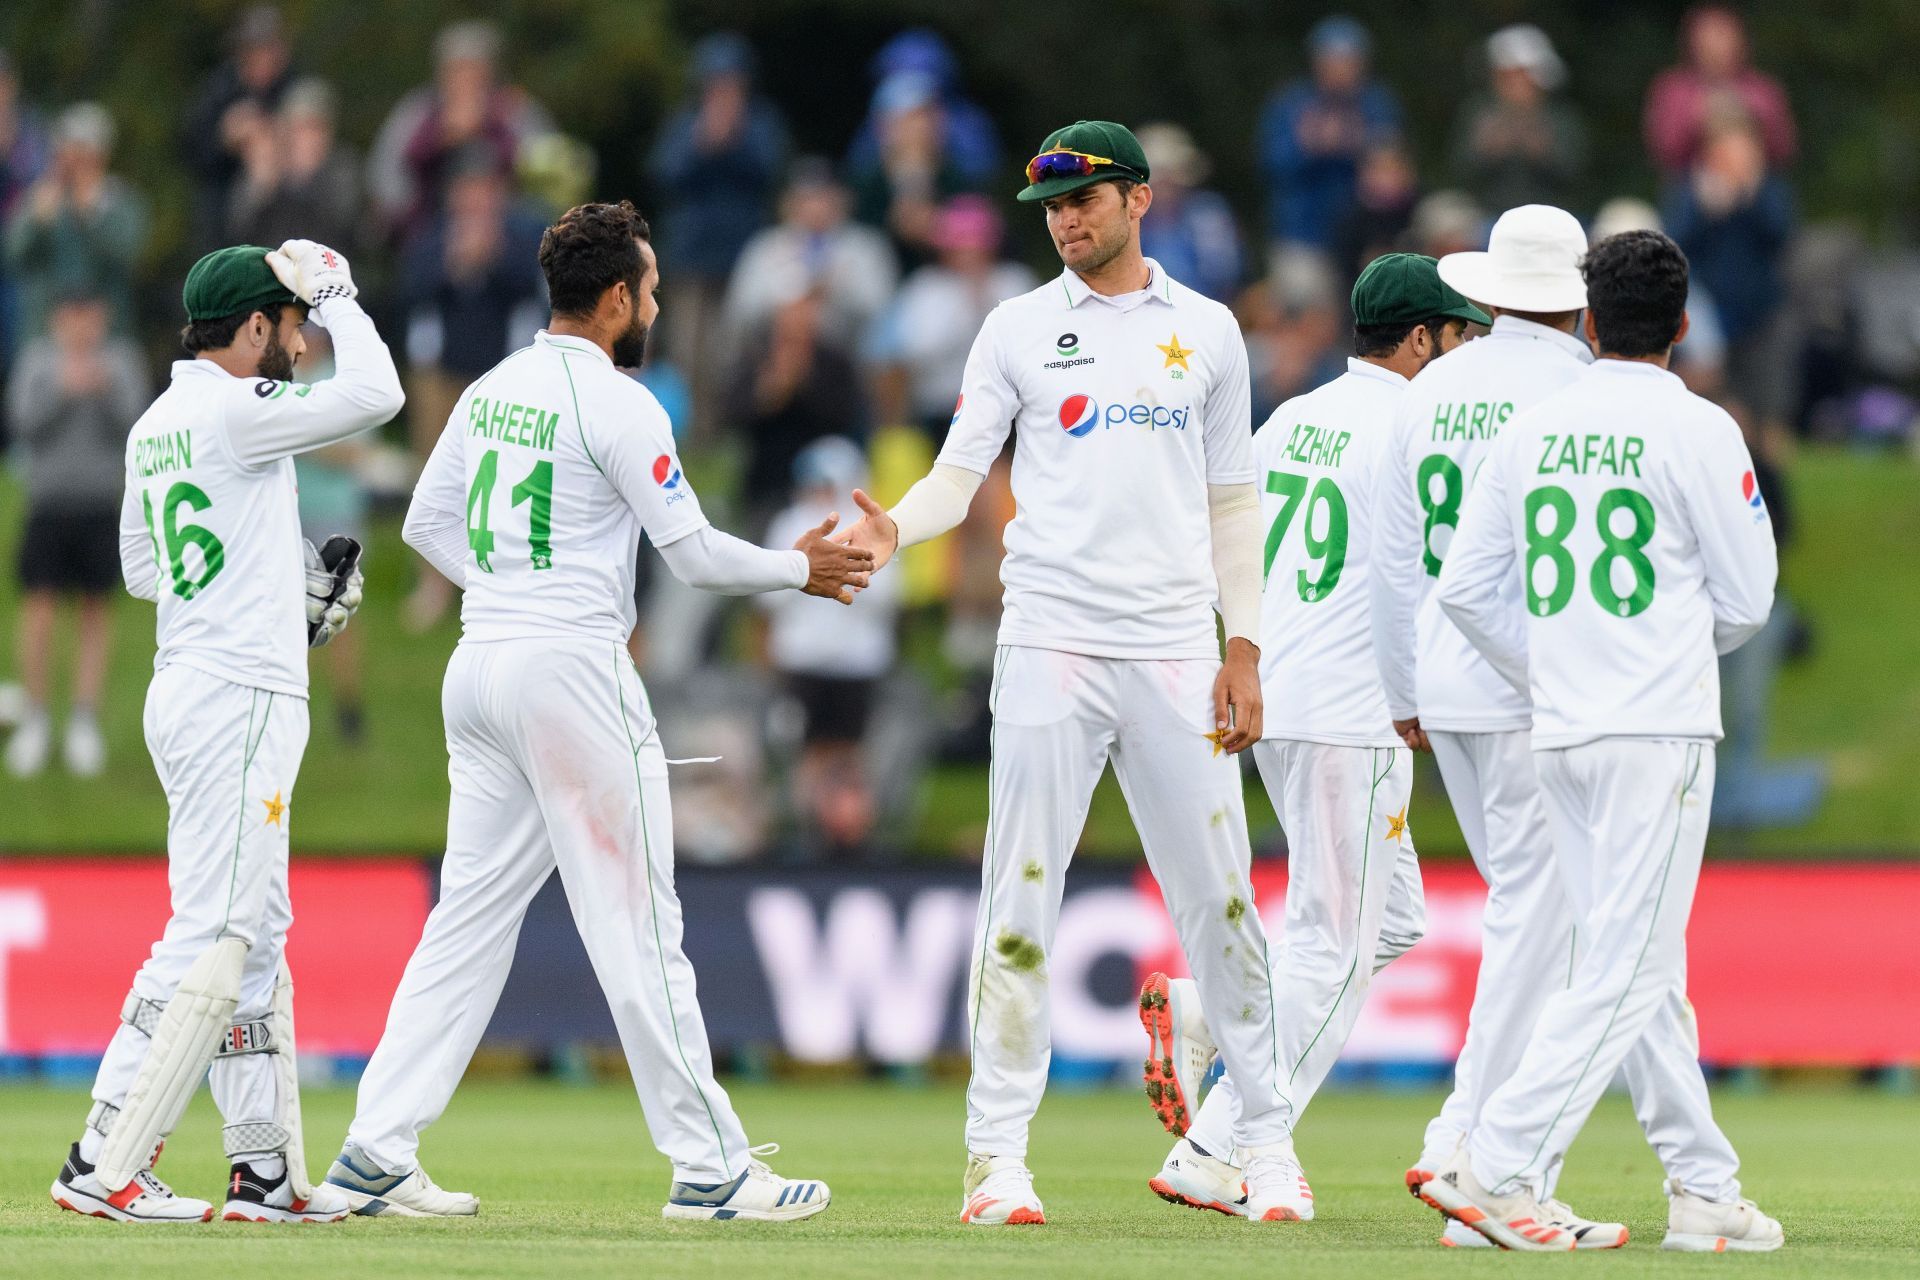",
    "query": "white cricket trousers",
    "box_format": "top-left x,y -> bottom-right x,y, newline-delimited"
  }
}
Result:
965,646 -> 1290,1155
1467,739 -> 1741,1201
1187,739 -> 1424,1156
1420,730 -> 1739,1200
90,665 -> 309,1152
346,638 -> 749,1183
